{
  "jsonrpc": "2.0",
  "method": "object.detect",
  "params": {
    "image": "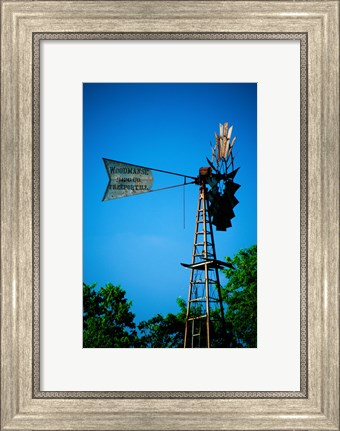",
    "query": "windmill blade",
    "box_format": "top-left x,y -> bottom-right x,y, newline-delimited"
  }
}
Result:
222,126 -> 235,162
227,143 -> 236,161
206,157 -> 218,172
227,125 -> 233,140
226,167 -> 240,180
223,122 -> 228,137
210,140 -> 216,165
223,135 -> 230,159
224,180 -> 240,208
225,190 -> 239,209
222,123 -> 229,158
206,176 -> 219,190
214,132 -> 220,163
220,134 -> 225,159
227,151 -> 238,170
211,199 -> 233,230
206,179 -> 240,231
